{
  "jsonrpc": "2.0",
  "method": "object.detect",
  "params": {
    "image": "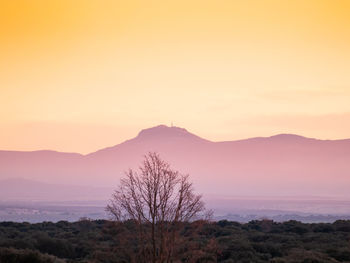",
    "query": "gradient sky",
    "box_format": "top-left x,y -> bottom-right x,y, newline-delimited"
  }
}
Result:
1,0 -> 350,153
